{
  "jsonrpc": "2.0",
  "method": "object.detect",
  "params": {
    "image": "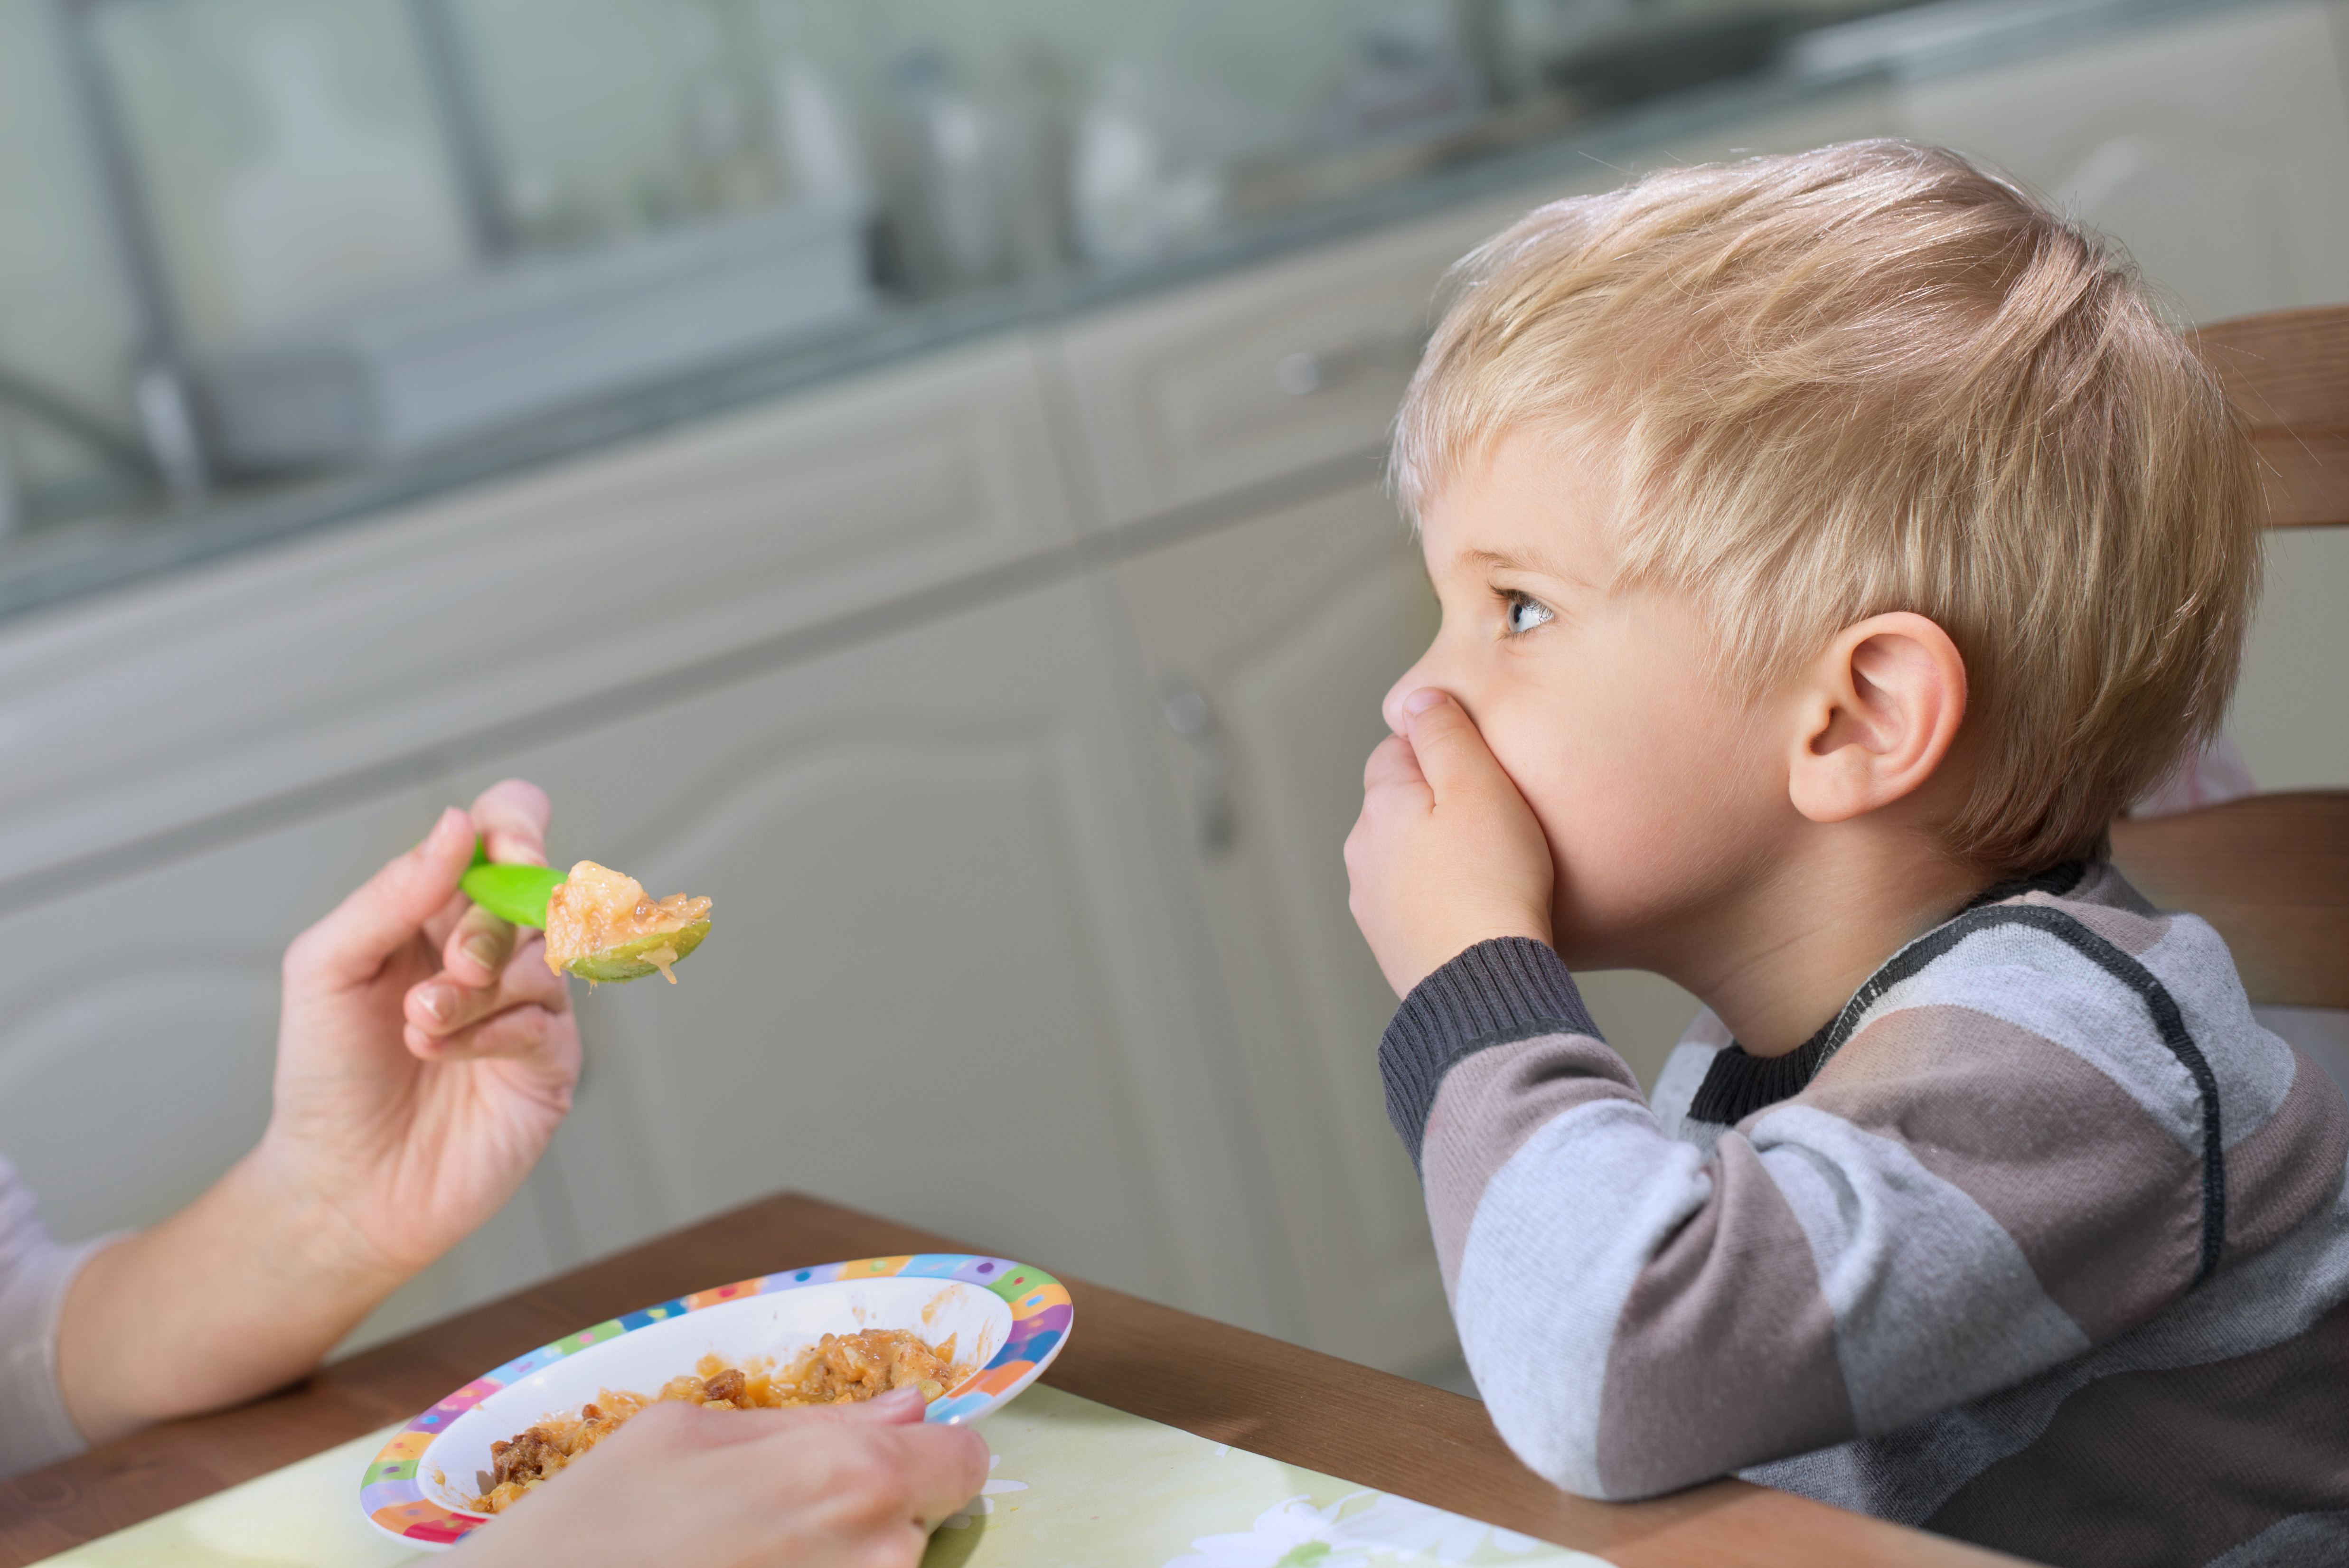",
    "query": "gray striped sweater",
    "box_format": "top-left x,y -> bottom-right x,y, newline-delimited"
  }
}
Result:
1379,862 -> 2349,1567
